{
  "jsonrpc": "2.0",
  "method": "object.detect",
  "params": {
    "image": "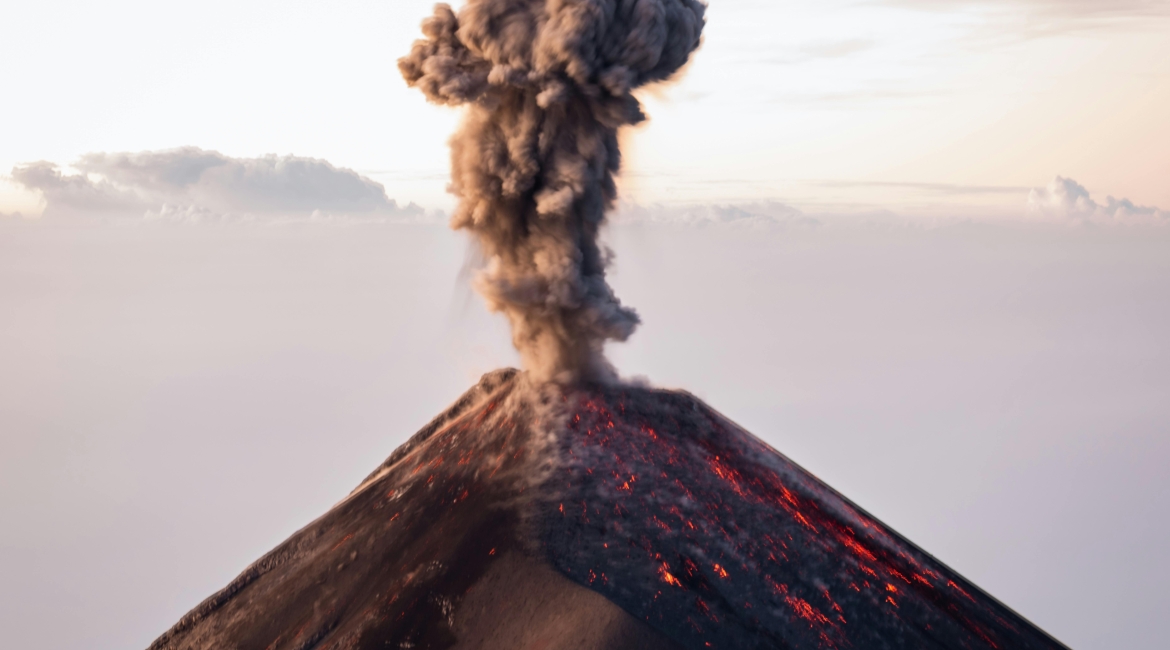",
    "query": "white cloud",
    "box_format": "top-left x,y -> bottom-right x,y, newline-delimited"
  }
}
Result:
10,148 -> 427,222
888,0 -> 1170,18
757,38 -> 877,66
614,182 -> 1169,229
883,0 -> 1170,42
613,201 -> 819,229
1028,176 -> 1167,221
